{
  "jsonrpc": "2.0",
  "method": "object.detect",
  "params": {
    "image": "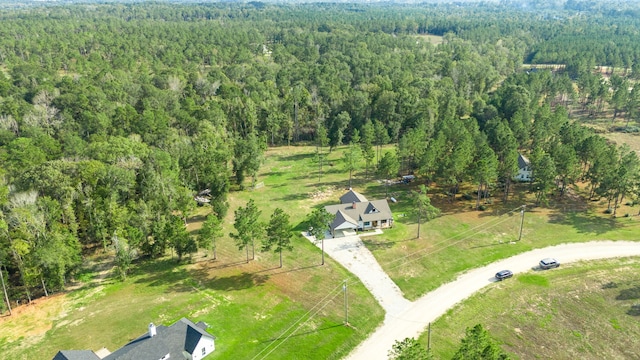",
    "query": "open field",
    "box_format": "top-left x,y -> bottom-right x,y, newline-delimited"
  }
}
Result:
362,178 -> 640,300
2,144 -> 639,359
0,249 -> 383,360
414,34 -> 444,46
425,257 -> 640,359
0,146 -> 385,360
